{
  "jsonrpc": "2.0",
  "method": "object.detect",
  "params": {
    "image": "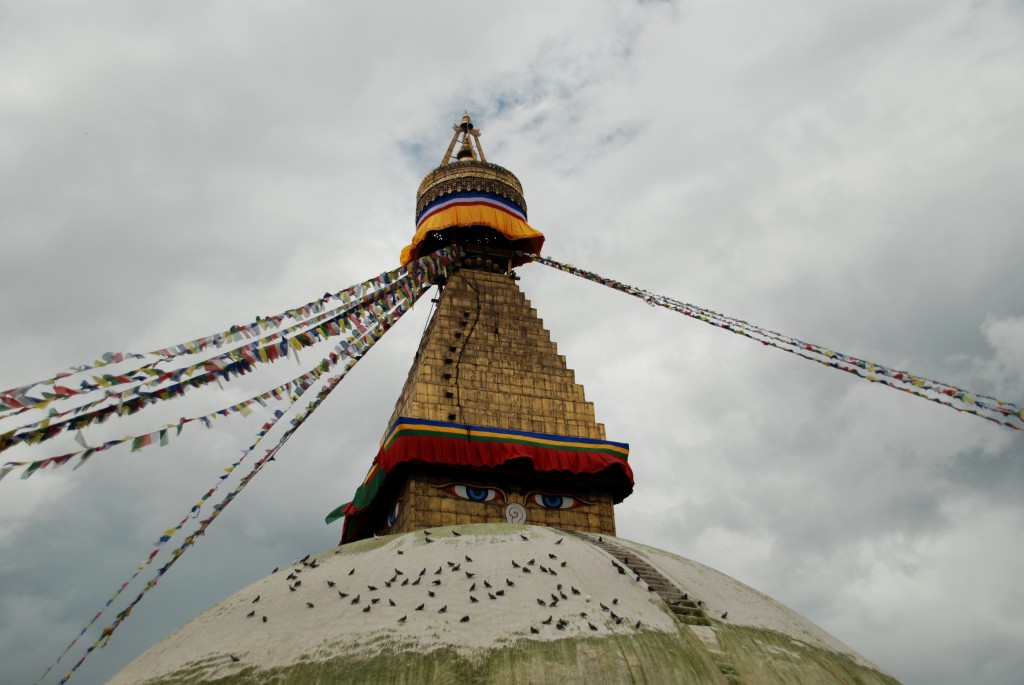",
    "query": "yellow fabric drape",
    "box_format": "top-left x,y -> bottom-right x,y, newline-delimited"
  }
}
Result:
401,204 -> 545,265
